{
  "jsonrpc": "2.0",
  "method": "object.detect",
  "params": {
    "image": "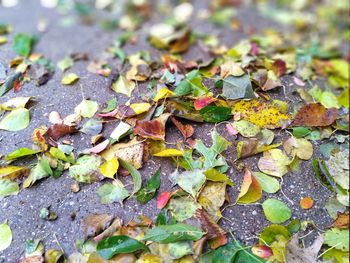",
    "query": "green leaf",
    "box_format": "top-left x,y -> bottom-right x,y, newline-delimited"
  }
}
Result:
13,33 -> 34,57
119,159 -> 142,196
195,130 -> 231,170
222,74 -> 256,100
101,98 -> 117,113
23,157 -> 52,188
0,221 -> 12,251
199,106 -> 232,123
0,108 -> 30,131
259,224 -> 291,245
168,196 -> 201,222
292,126 -> 311,138
61,73 -> 79,85
69,155 -> 102,183
57,56 -> 73,72
0,72 -> 23,97
312,159 -> 337,192
5,147 -> 41,161
253,172 -> 280,194
0,179 -> 19,198
143,223 -> 204,244
112,75 -> 135,97
97,181 -> 129,204
80,118 -> 102,135
136,168 -> 161,204
49,147 -> 70,162
213,235 -> 265,263
174,70 -> 208,96
97,235 -> 148,259
232,120 -> 261,138
262,198 -> 291,223
324,228 -> 349,252
169,241 -> 194,259
75,99 -> 98,118
171,169 -> 206,198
